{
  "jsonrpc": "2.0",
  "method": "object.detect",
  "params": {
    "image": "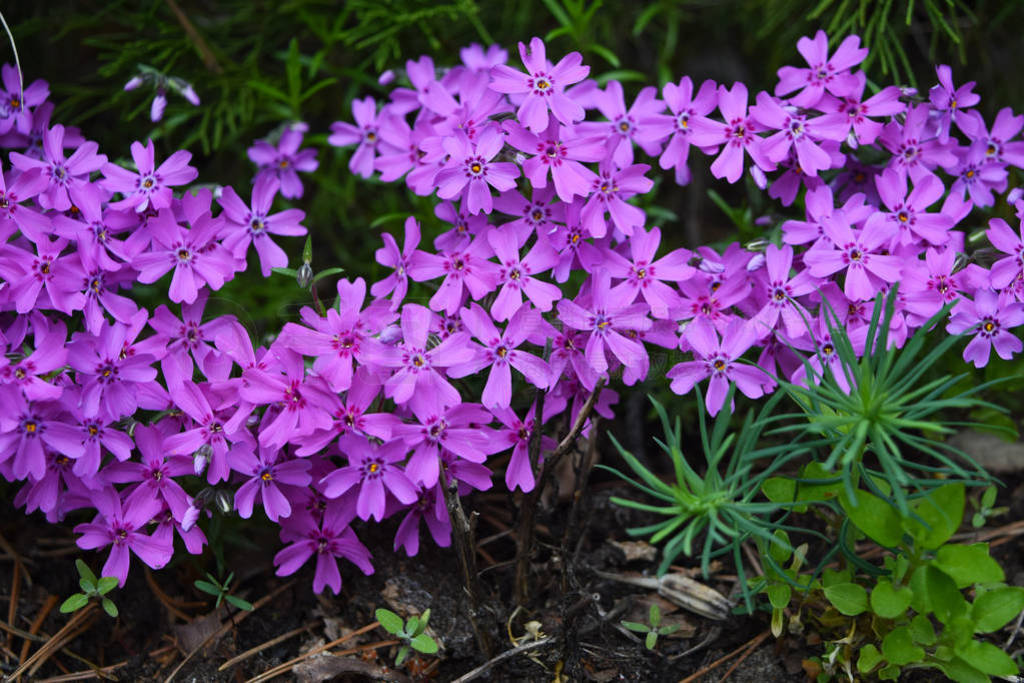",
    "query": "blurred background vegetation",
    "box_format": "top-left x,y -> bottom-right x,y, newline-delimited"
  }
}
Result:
5,0 -> 1024,438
